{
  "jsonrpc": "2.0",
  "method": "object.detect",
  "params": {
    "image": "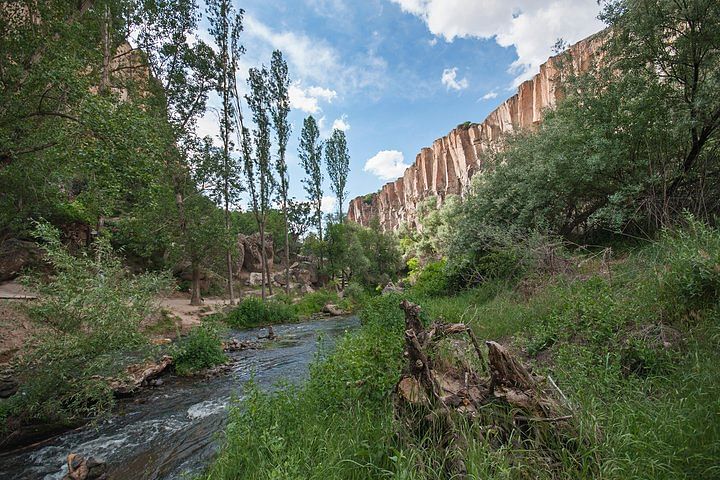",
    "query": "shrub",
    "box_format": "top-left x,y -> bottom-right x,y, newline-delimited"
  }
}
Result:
8,222 -> 171,424
412,260 -> 450,297
225,297 -> 298,329
659,218 -> 720,313
293,290 -> 339,318
173,324 -> 227,376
